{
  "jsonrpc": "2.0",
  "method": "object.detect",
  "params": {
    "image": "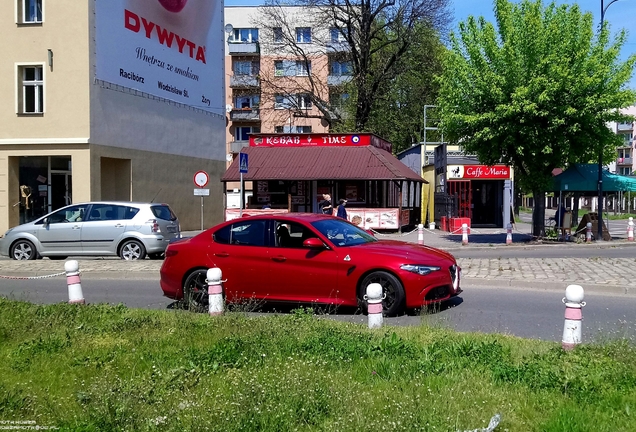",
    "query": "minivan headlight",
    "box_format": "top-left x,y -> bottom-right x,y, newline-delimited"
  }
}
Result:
400,264 -> 441,276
